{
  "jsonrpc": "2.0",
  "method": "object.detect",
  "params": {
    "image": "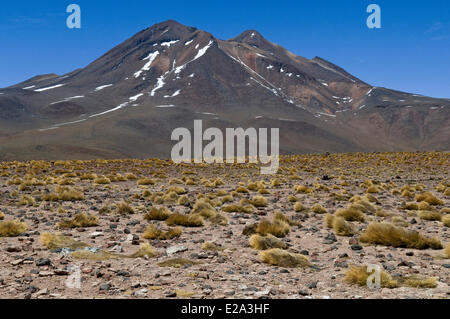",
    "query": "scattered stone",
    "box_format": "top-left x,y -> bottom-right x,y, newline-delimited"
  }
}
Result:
35,258 -> 51,267
166,245 -> 188,255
